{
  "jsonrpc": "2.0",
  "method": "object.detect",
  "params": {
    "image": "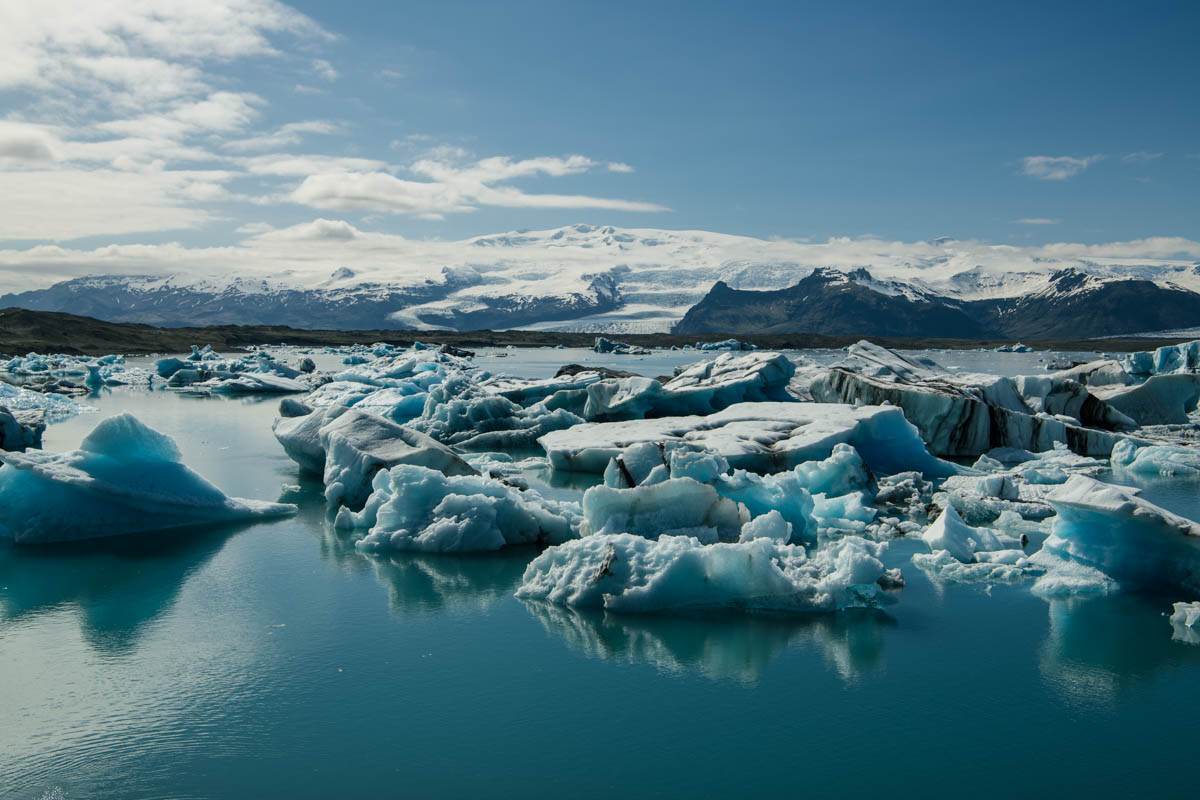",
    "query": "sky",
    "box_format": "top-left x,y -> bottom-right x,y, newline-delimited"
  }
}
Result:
0,0 -> 1197,290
